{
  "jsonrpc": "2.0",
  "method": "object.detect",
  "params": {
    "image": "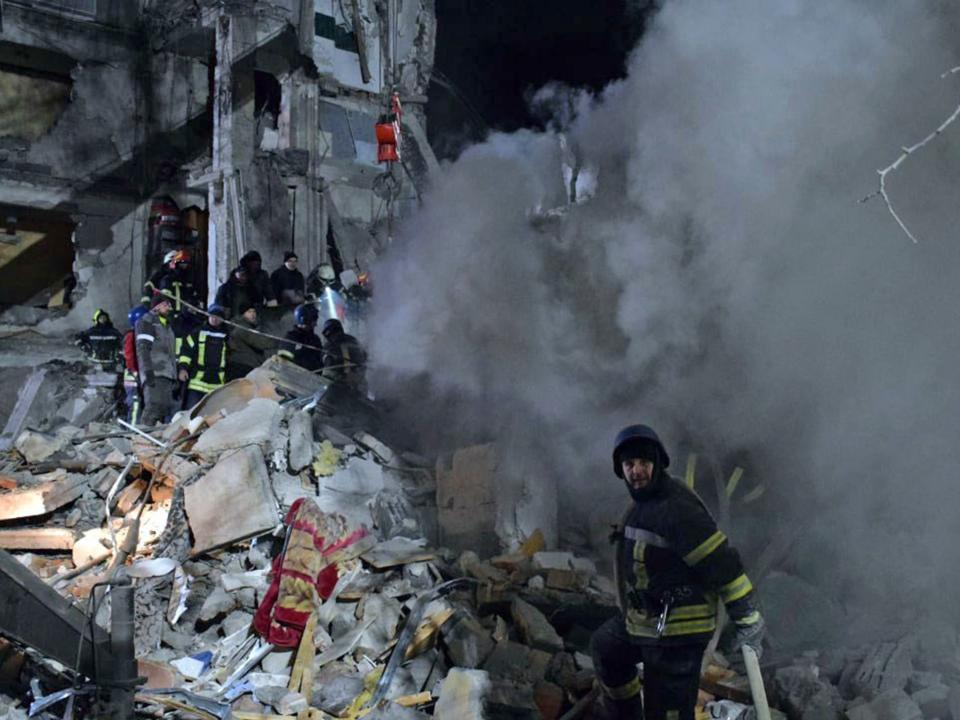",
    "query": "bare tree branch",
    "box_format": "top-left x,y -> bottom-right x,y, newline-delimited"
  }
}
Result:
861,68 -> 960,244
